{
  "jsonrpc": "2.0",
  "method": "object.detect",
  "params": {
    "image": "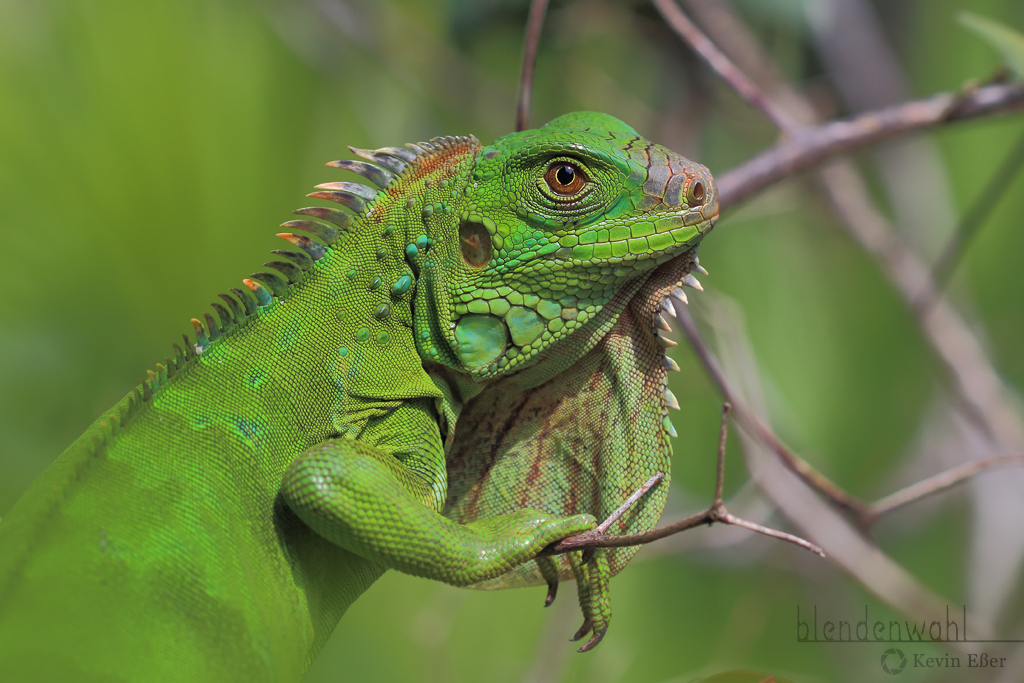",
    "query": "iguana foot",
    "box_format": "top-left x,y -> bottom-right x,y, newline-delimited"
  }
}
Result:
568,549 -> 612,652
